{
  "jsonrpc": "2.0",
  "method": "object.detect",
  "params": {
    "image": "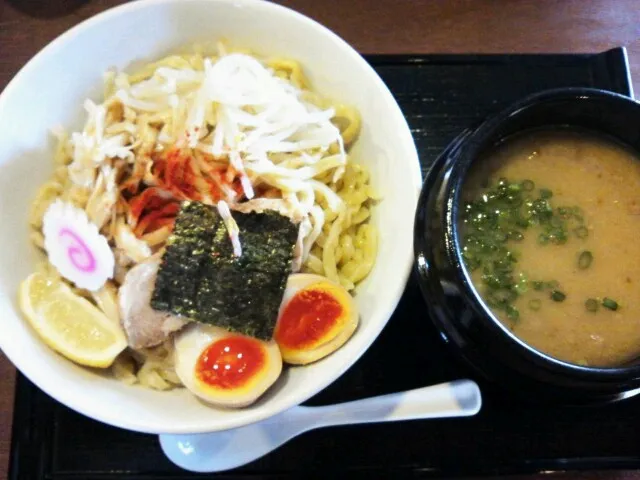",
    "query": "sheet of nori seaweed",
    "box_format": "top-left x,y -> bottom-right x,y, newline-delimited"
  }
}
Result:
150,201 -> 221,318
150,202 -> 298,340
196,211 -> 299,340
